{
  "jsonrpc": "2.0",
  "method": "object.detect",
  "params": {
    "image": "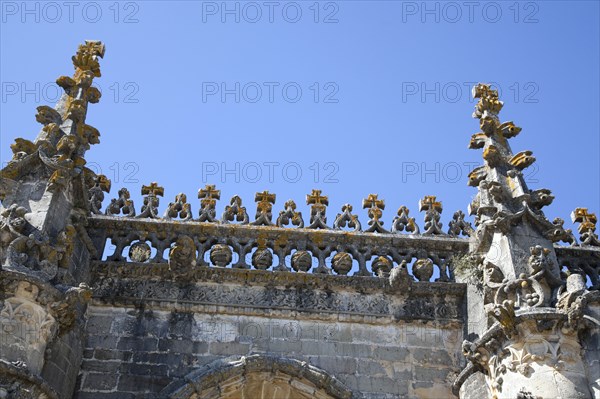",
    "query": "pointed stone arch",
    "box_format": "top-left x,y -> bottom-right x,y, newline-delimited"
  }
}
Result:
160,354 -> 357,399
